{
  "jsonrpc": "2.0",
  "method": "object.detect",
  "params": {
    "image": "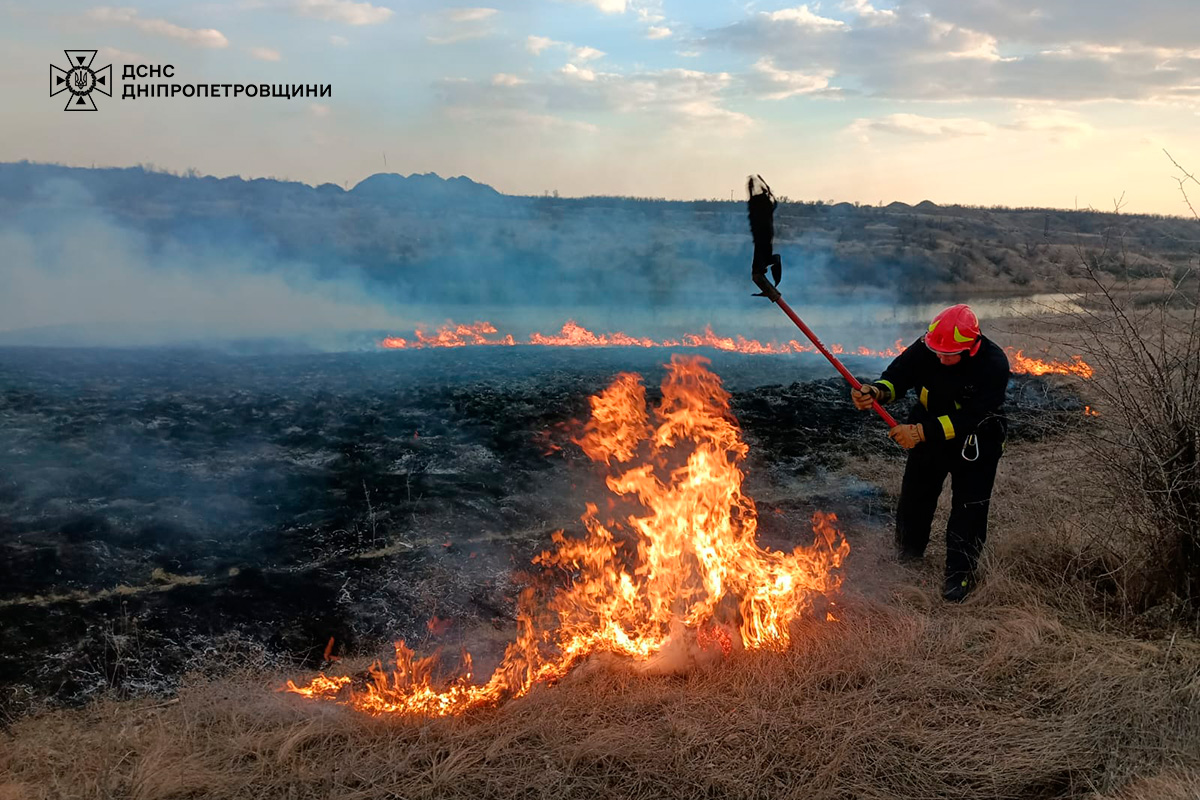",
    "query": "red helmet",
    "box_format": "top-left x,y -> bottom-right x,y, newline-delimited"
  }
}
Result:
924,304 -> 981,356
